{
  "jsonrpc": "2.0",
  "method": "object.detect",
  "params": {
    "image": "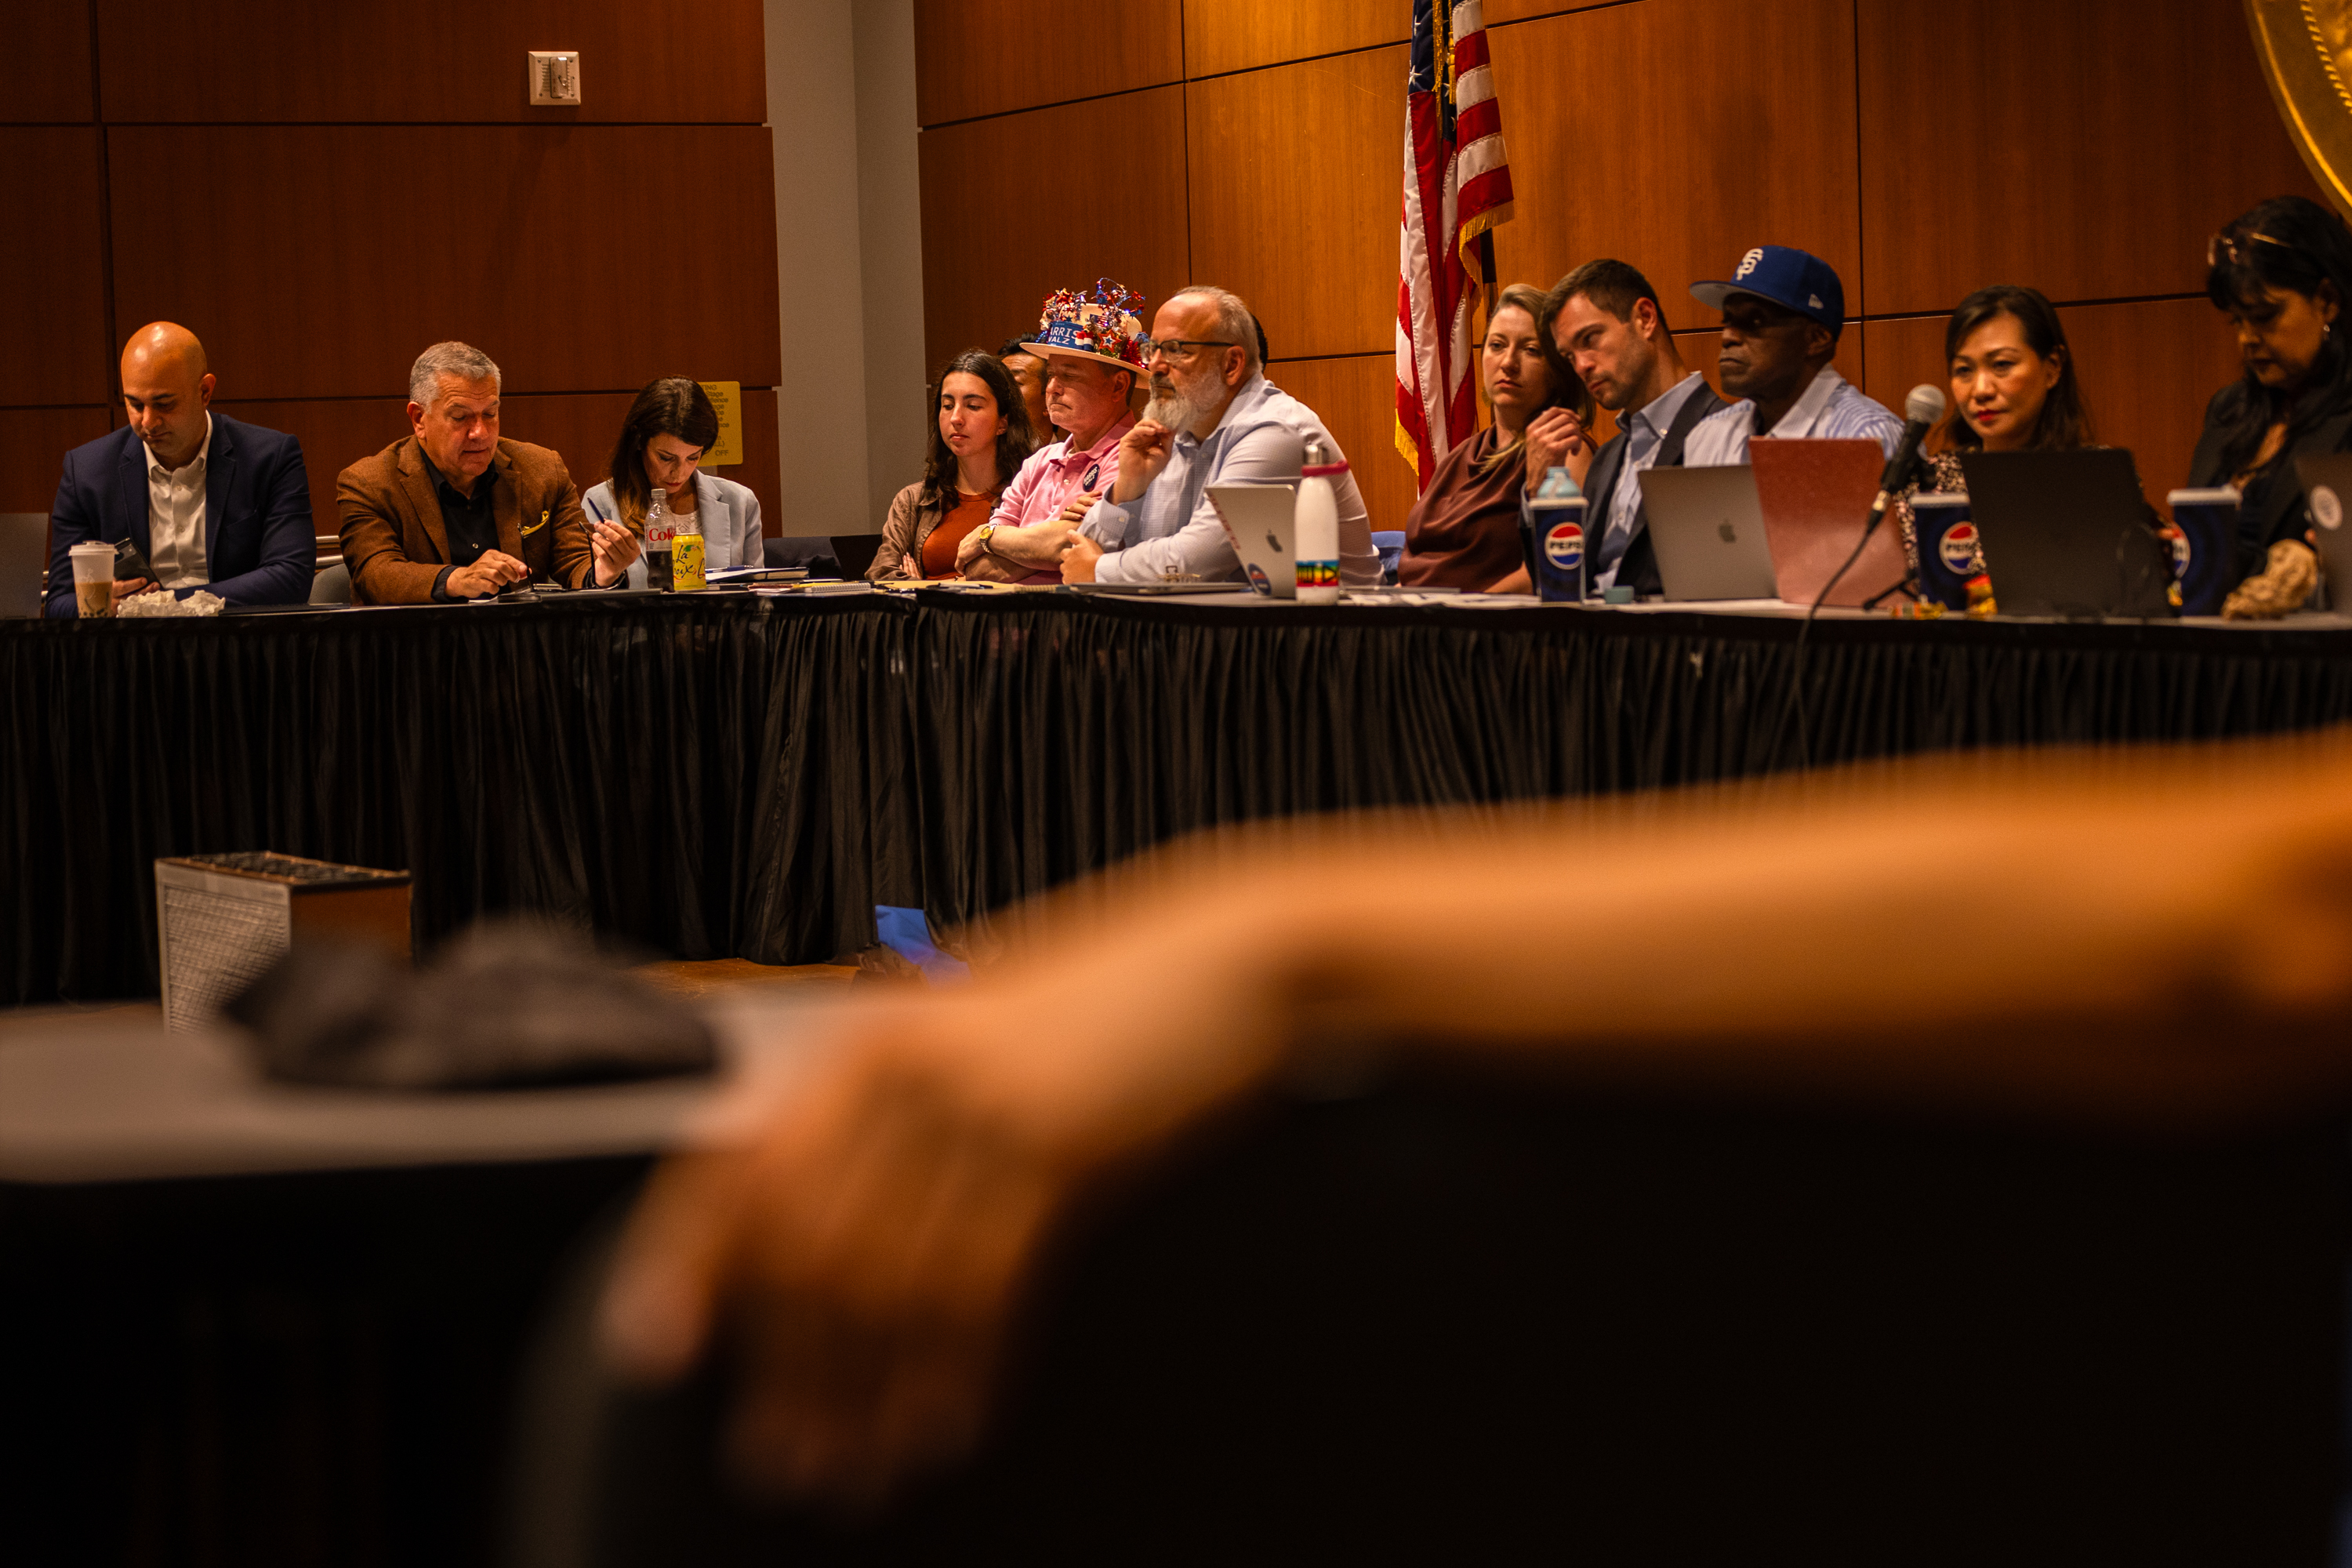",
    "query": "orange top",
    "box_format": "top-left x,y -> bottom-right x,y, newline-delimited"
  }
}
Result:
920,489 -> 1000,579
